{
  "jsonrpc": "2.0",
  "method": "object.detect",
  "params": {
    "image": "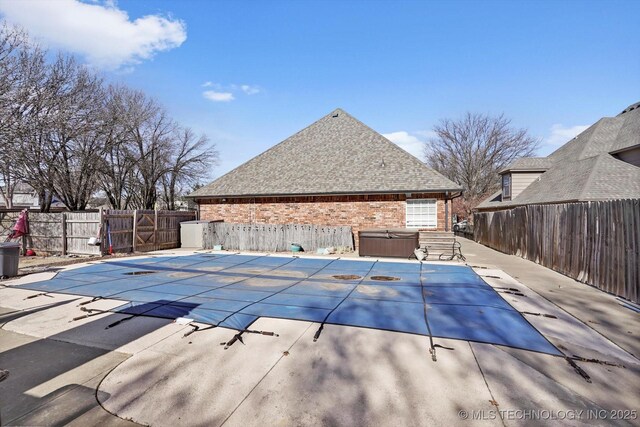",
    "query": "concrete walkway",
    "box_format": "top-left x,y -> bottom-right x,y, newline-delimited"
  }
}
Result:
0,250 -> 638,426
458,238 -> 639,358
